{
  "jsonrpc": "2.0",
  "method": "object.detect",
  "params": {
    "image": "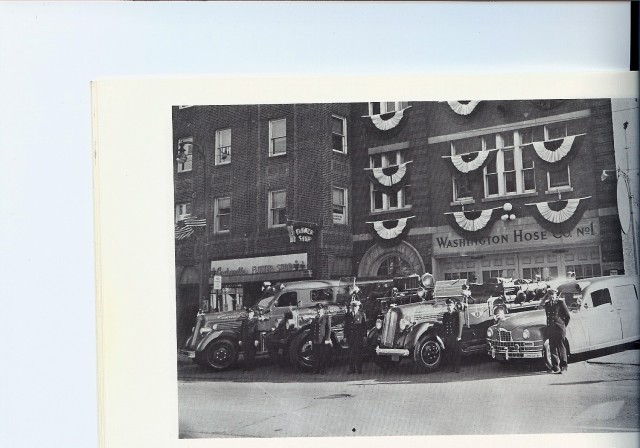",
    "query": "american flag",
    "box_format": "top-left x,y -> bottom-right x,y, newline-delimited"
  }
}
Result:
175,215 -> 206,239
